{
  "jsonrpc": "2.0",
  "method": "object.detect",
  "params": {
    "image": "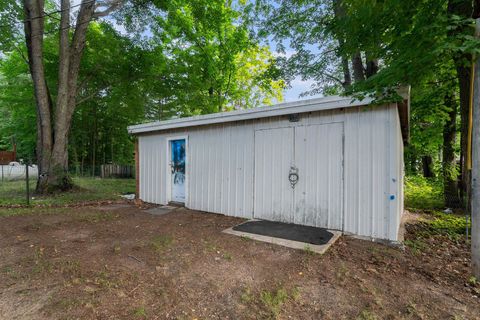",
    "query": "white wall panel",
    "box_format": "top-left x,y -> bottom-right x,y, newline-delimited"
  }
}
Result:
254,127 -> 295,223
294,122 -> 344,230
